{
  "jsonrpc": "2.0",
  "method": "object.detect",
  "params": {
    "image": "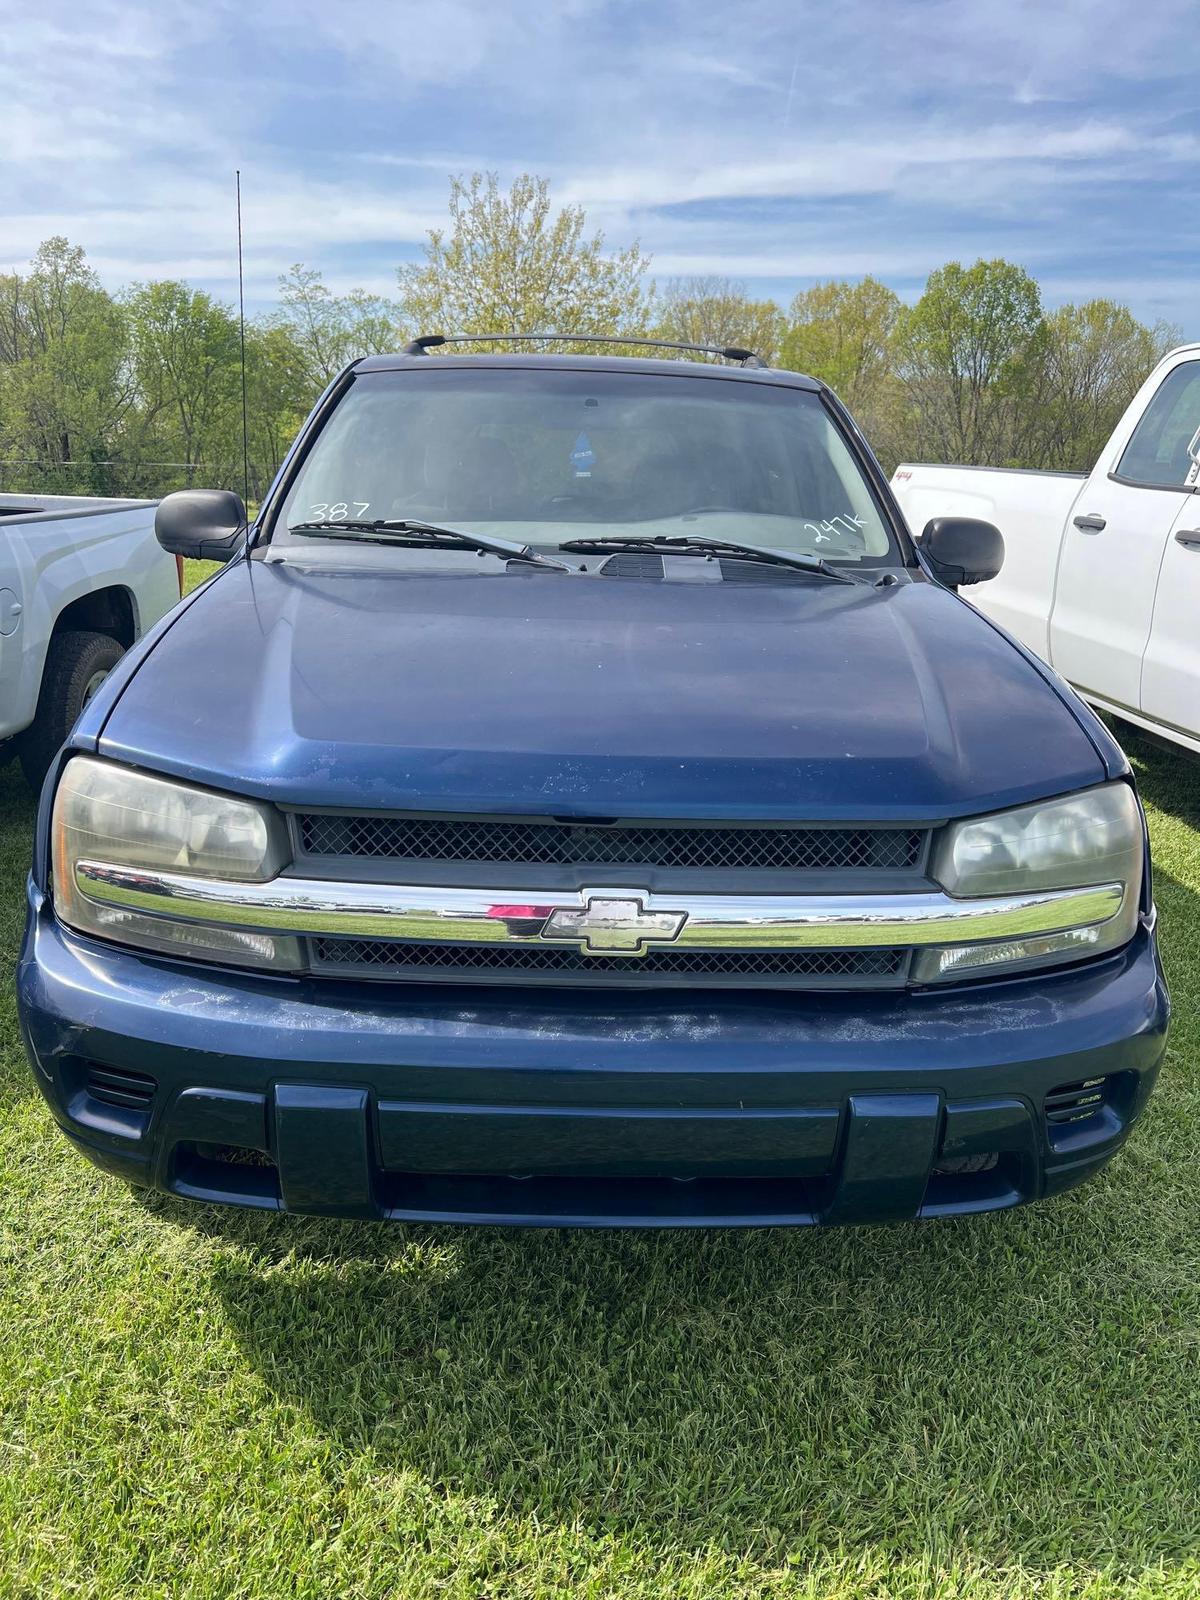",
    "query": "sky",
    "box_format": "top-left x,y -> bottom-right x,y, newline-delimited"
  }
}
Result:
0,0 -> 1197,332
